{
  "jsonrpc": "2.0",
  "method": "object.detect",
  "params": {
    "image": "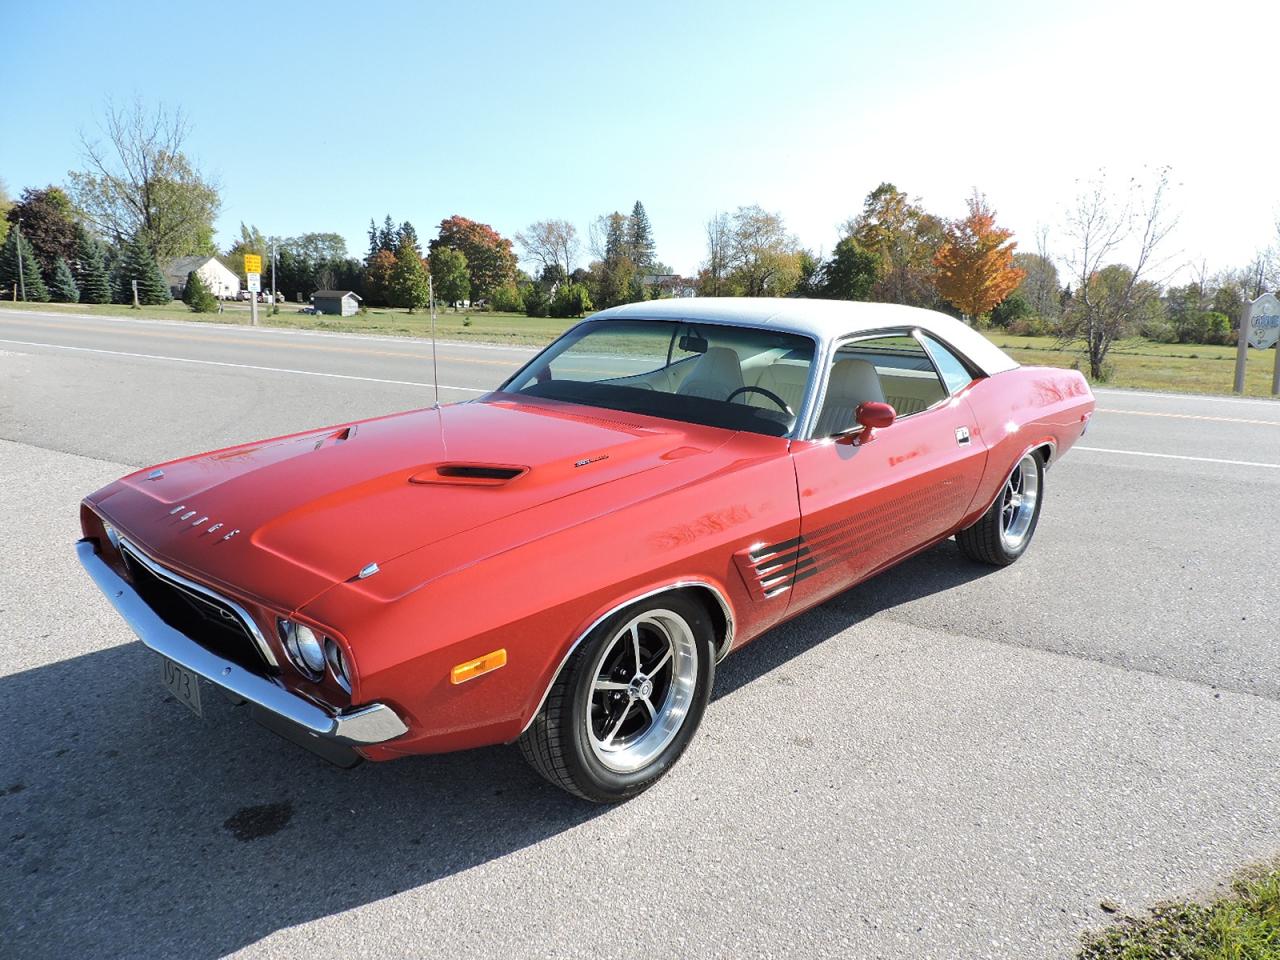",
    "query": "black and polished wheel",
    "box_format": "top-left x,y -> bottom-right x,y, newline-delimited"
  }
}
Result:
518,593 -> 715,803
956,451 -> 1044,566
